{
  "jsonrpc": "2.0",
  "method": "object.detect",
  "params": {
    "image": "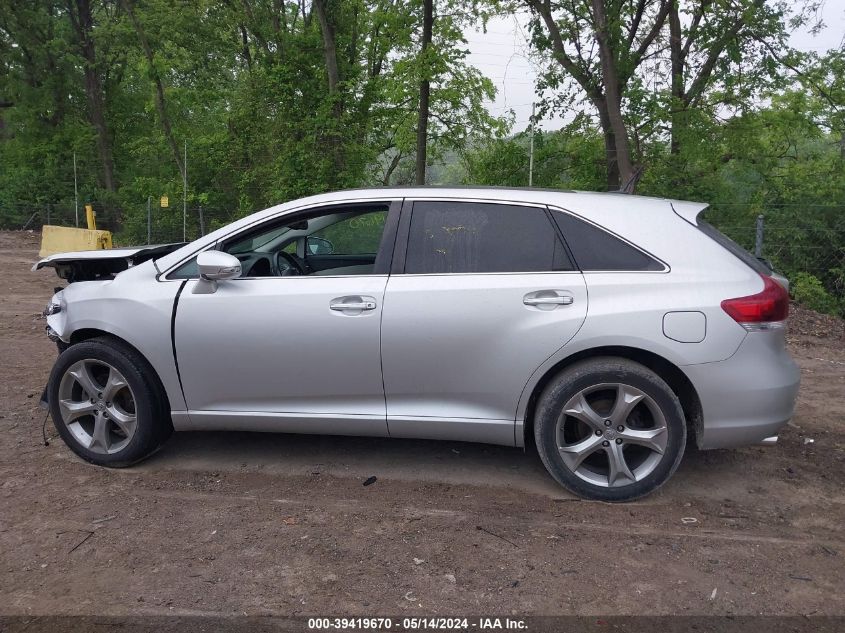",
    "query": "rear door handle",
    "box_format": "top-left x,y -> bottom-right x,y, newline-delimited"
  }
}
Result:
330,296 -> 377,313
523,291 -> 575,309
